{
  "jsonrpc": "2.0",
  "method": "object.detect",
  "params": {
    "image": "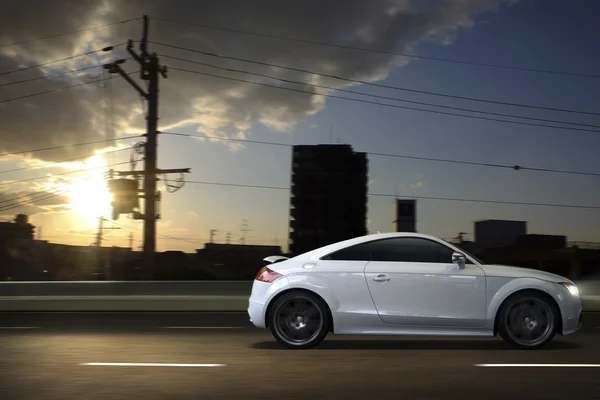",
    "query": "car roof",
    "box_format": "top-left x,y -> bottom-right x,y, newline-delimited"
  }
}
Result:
297,232 -> 447,260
